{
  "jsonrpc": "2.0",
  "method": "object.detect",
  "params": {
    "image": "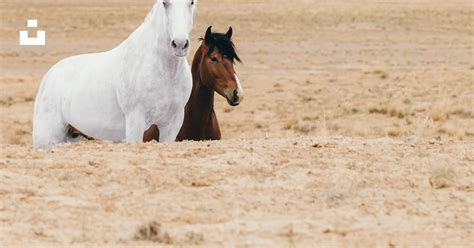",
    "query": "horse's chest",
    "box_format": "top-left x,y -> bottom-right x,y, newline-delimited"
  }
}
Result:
143,95 -> 184,124
142,83 -> 190,122
117,70 -> 191,123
